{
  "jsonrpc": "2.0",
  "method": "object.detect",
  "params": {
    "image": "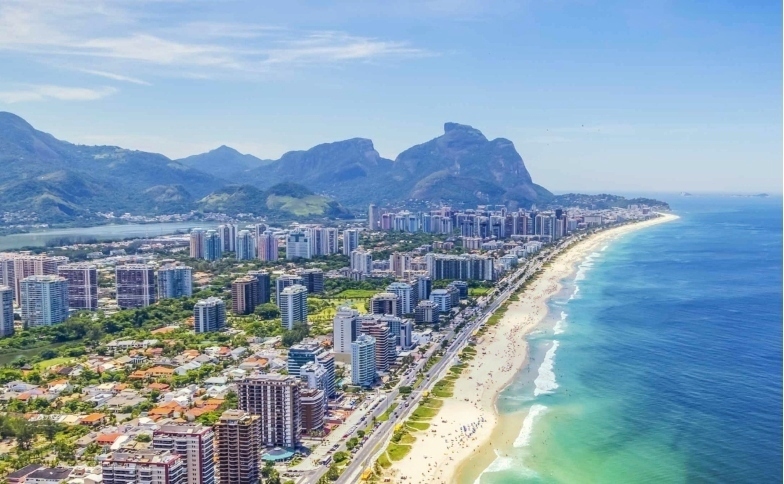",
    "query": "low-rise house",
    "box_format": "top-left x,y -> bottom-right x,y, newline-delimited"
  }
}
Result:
6,380 -> 38,392
79,413 -> 106,426
105,390 -> 147,411
25,467 -> 73,484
